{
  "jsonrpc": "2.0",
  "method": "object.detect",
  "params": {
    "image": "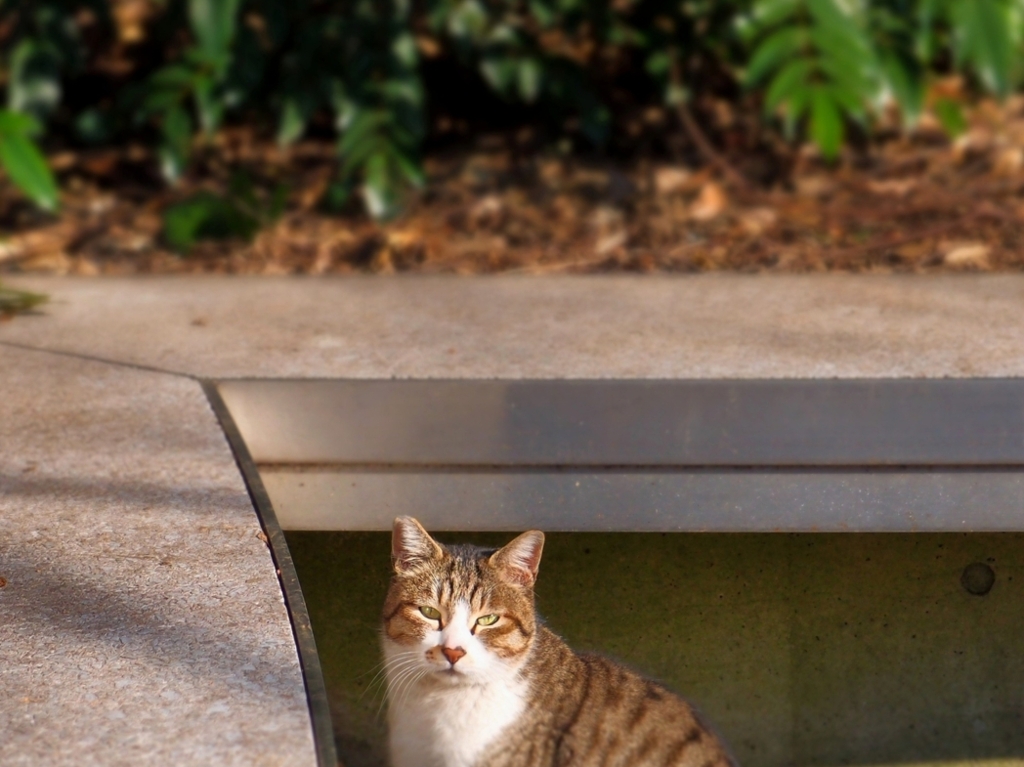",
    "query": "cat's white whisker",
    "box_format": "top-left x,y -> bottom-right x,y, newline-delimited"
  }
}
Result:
380,662 -> 430,720
362,655 -> 421,703
364,651 -> 419,686
395,667 -> 431,712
